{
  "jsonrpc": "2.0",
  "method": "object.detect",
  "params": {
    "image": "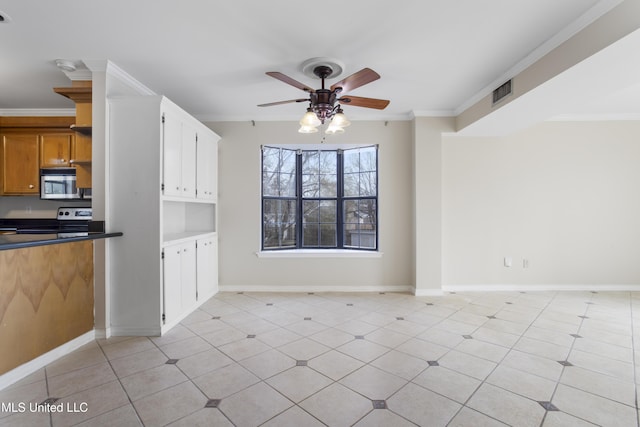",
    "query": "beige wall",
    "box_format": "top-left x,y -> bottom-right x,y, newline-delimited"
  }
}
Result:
442,120 -> 640,288
205,120 -> 414,290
